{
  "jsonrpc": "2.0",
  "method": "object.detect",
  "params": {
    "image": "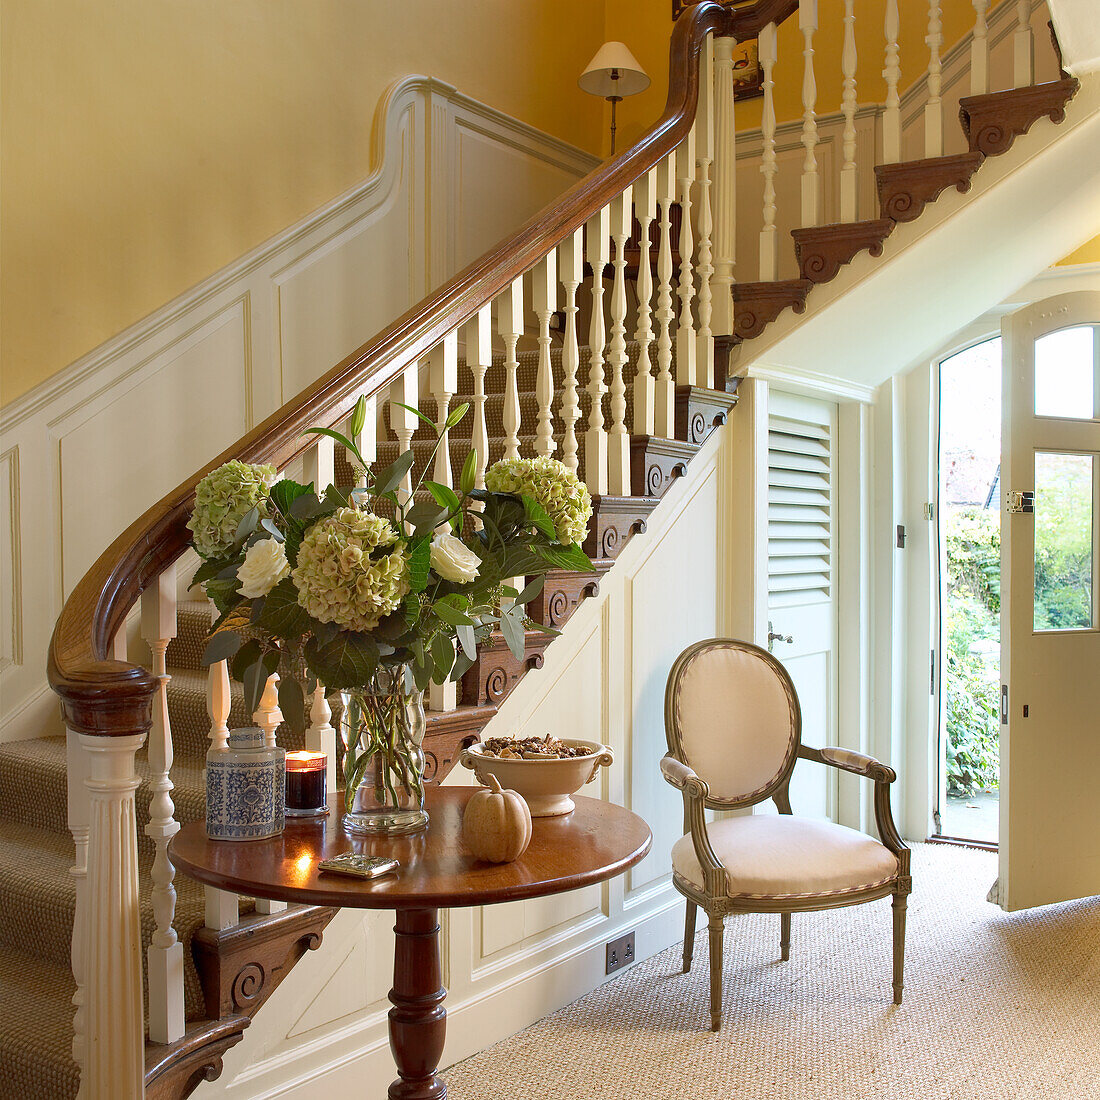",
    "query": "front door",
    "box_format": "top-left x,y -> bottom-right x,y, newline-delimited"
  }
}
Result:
766,391 -> 838,821
1000,292 -> 1100,911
